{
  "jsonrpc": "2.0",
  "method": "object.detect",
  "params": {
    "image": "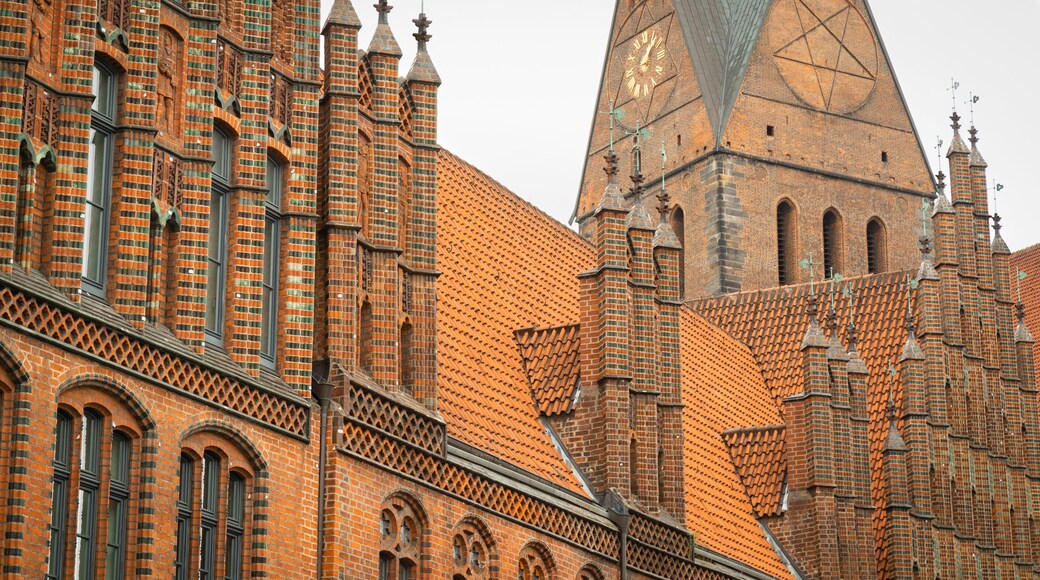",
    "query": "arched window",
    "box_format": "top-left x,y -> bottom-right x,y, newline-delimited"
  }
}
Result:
47,405 -> 138,580
261,155 -> 284,368
174,431 -> 261,580
379,494 -> 426,580
776,201 -> 797,285
867,218 -> 888,274
450,516 -> 497,579
577,564 -> 605,580
670,206 -> 685,298
83,61 -> 118,296
205,126 -> 233,346
517,542 -> 555,580
822,209 -> 843,278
